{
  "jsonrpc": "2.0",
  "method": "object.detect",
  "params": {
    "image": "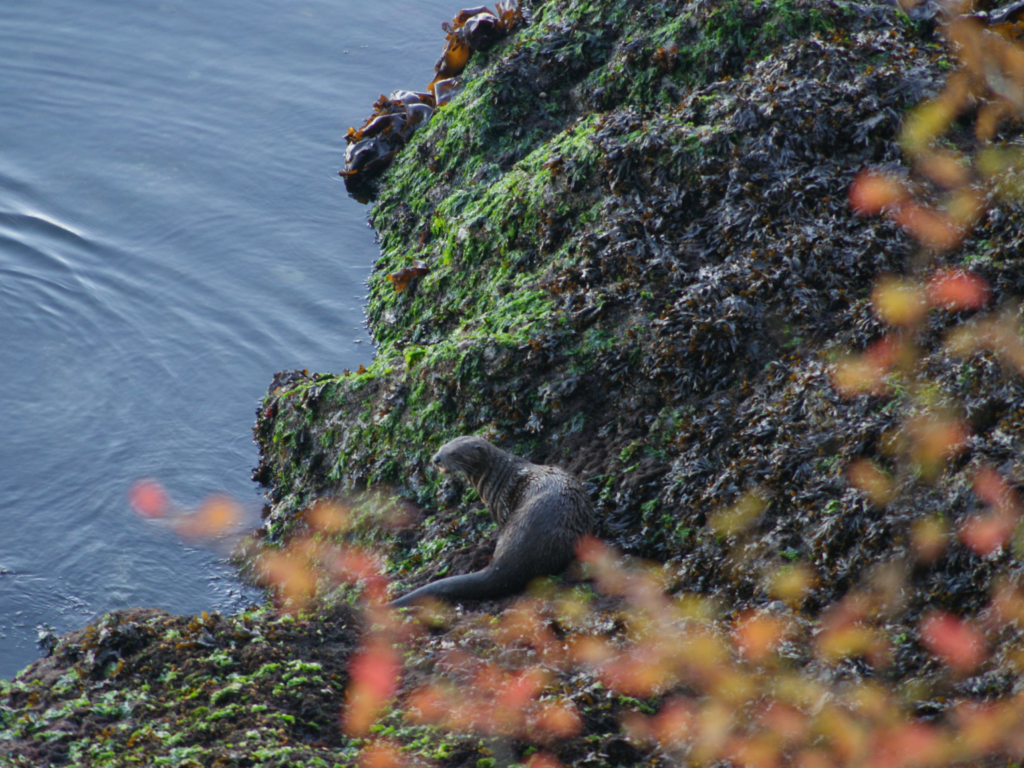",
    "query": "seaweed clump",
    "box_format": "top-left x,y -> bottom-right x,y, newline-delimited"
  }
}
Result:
341,1 -> 523,199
